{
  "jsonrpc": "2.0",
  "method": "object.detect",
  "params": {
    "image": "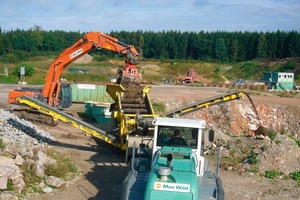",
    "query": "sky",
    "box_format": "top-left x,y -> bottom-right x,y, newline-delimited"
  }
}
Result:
0,0 -> 299,33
